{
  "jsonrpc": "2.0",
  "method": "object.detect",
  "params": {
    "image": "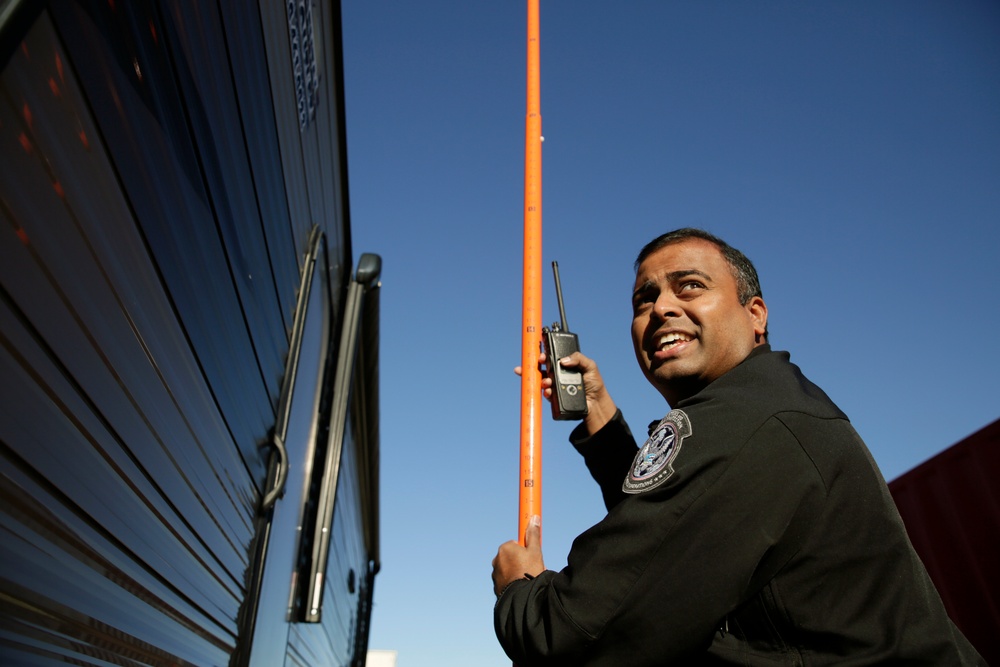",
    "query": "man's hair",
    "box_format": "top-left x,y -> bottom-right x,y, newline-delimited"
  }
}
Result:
634,228 -> 763,306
